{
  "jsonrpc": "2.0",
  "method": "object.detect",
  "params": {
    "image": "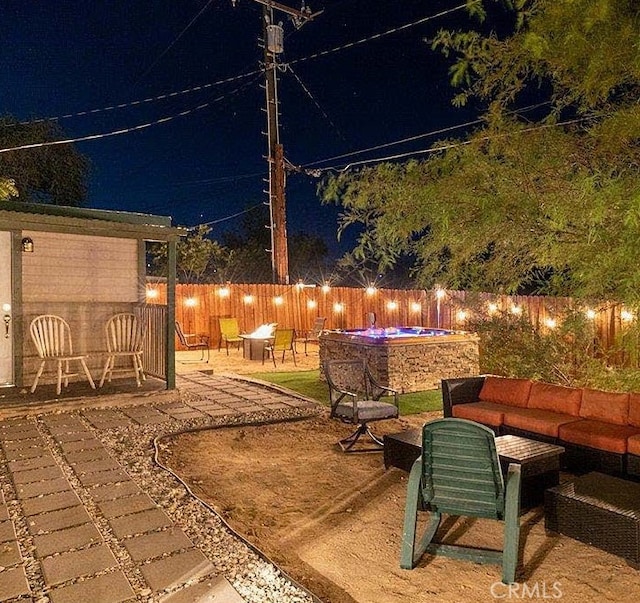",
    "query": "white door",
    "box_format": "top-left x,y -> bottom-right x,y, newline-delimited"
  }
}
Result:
0,231 -> 13,386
